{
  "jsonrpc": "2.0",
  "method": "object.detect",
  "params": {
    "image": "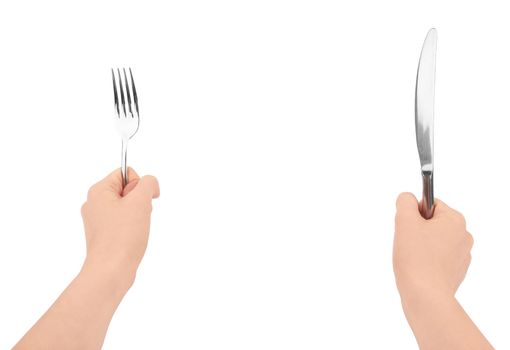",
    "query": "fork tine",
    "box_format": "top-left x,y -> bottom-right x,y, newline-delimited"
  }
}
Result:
112,69 -> 120,117
117,68 -> 127,117
123,68 -> 133,117
129,68 -> 139,116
